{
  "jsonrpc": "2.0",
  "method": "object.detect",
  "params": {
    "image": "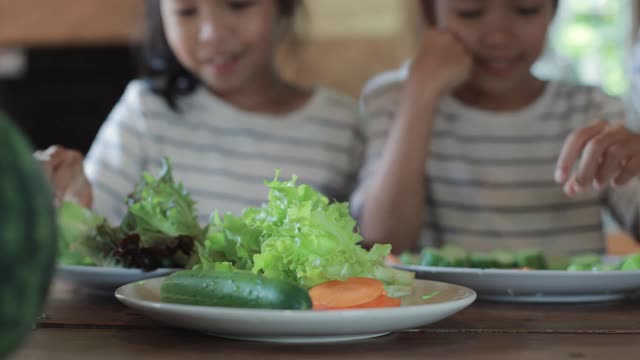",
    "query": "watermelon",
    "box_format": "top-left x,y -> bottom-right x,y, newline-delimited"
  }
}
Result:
0,113 -> 57,356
